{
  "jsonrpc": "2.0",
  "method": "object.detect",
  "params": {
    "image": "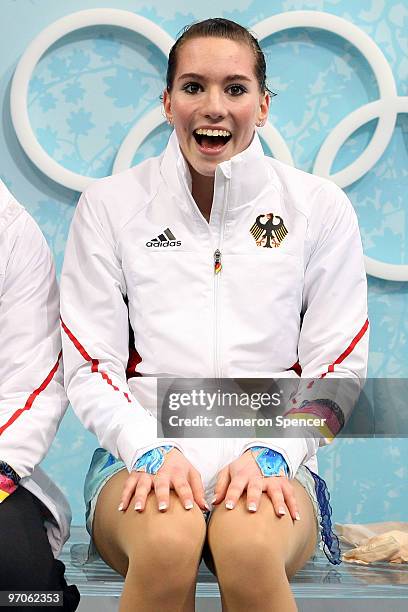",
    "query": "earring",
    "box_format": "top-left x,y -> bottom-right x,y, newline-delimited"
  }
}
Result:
256,120 -> 265,127
167,117 -> 173,126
